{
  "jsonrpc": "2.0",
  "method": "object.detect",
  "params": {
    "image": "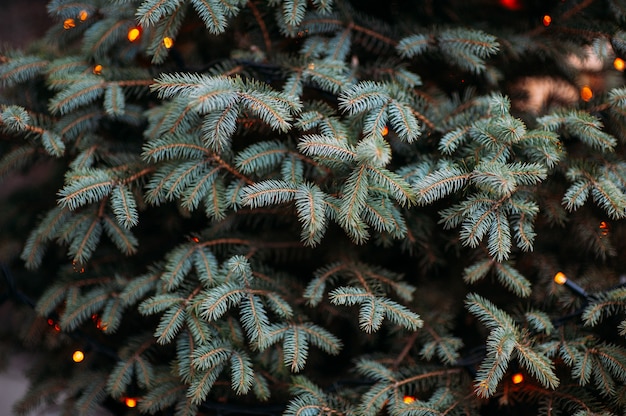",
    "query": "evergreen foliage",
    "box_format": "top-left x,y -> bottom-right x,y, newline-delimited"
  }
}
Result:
2,0 -> 626,415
